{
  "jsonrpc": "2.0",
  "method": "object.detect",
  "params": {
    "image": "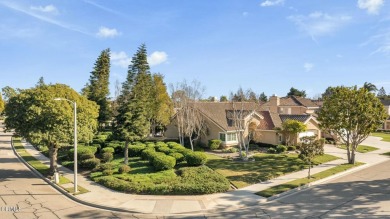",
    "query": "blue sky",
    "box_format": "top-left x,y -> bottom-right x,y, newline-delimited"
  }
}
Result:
1,0 -> 390,99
